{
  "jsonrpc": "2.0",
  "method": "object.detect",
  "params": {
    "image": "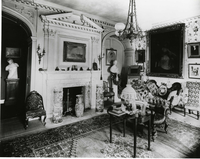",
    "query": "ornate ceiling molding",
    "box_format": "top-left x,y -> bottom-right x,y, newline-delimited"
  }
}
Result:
9,0 -> 115,28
